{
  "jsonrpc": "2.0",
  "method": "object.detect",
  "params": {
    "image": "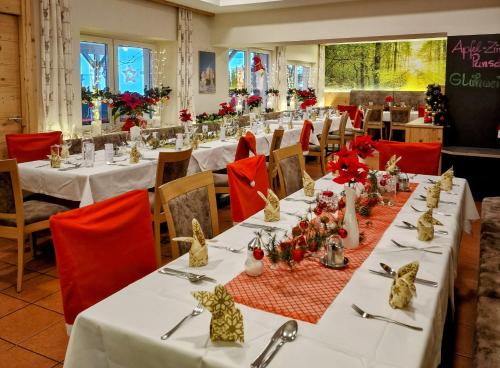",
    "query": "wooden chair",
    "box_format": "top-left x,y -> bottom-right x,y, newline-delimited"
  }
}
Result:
158,171 -> 219,260
366,105 -> 384,139
306,118 -> 333,175
352,109 -> 372,139
273,144 -> 306,199
267,128 -> 284,191
389,107 -> 411,141
0,159 -> 69,292
151,149 -> 192,265
327,112 -> 349,151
